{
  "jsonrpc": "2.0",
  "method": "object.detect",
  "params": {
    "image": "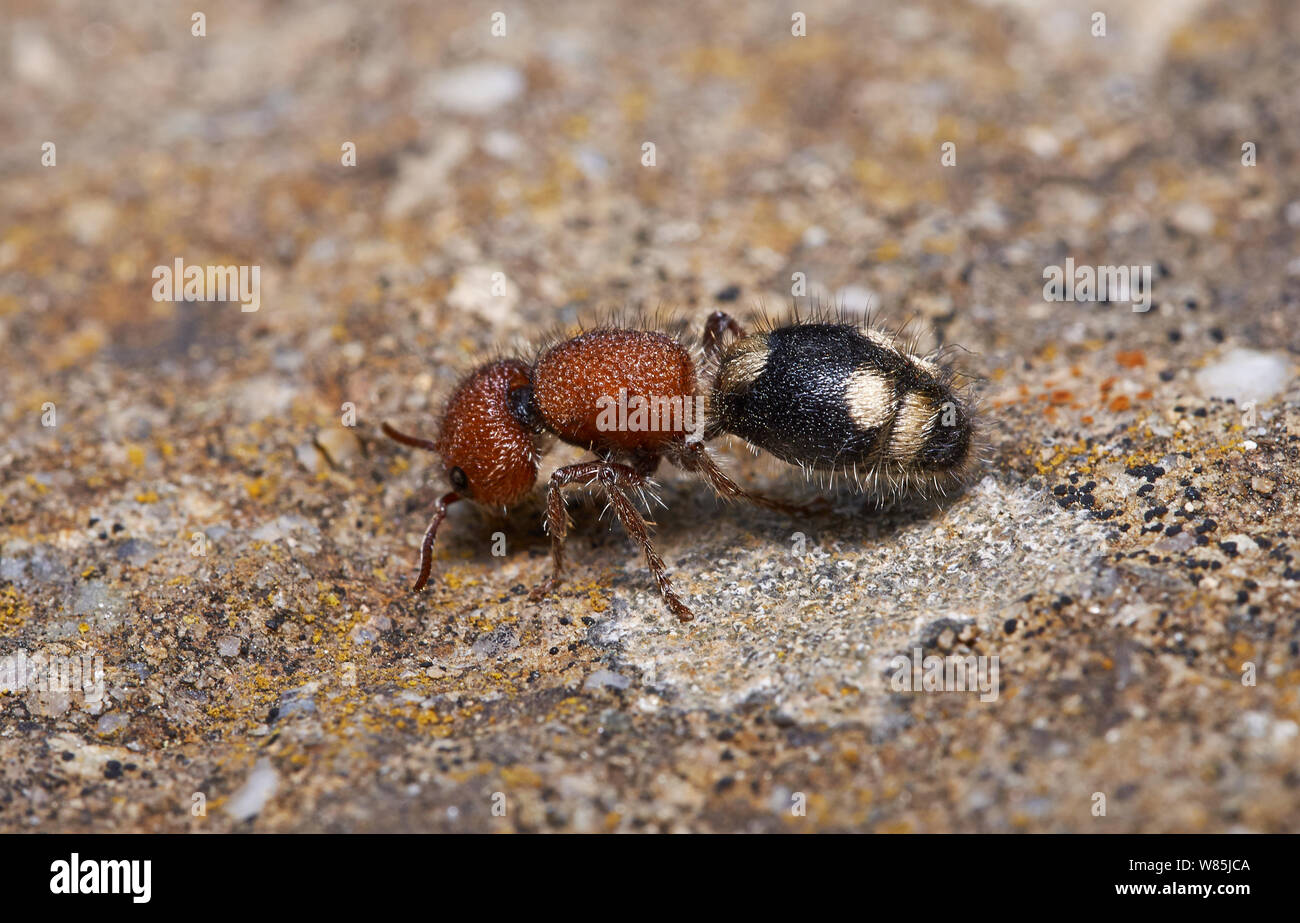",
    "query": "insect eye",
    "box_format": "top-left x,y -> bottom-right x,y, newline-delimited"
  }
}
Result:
448,467 -> 469,491
507,384 -> 541,430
